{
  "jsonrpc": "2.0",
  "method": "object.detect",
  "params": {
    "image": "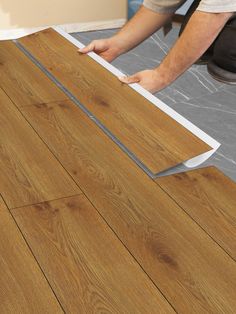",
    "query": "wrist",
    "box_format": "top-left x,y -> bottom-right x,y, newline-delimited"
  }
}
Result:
153,67 -> 173,87
110,34 -> 131,55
